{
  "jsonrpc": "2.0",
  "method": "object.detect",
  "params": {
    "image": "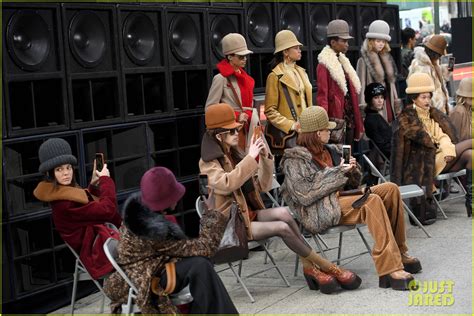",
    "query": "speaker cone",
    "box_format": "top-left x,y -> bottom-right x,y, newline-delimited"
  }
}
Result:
247,3 -> 271,47
280,4 -> 302,42
169,14 -> 199,64
360,7 -> 377,39
336,7 -> 355,36
123,13 -> 156,66
381,8 -> 397,42
69,11 -> 106,68
310,6 -> 331,45
6,10 -> 51,71
211,15 -> 236,60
